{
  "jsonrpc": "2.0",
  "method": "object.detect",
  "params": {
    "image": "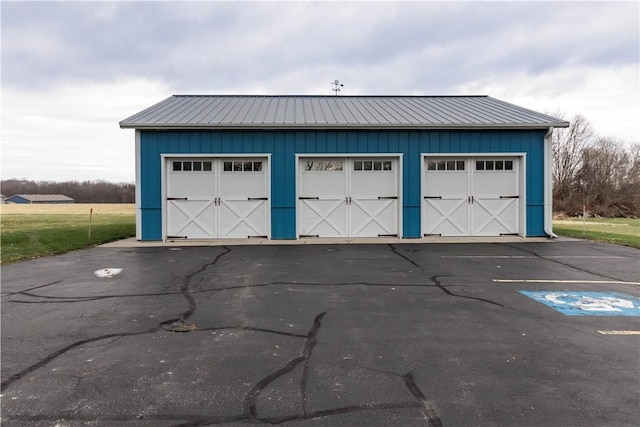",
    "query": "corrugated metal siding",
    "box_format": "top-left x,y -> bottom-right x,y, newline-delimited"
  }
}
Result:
122,96 -> 568,129
138,129 -> 546,240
